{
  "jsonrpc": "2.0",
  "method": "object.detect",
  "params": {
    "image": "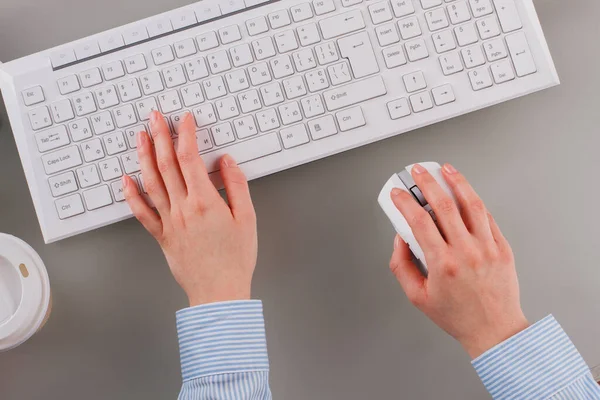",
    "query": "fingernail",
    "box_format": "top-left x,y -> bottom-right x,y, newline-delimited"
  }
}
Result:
122,175 -> 129,189
137,131 -> 146,148
222,154 -> 236,167
443,163 -> 458,174
394,235 -> 400,249
391,188 -> 403,197
412,164 -> 426,174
